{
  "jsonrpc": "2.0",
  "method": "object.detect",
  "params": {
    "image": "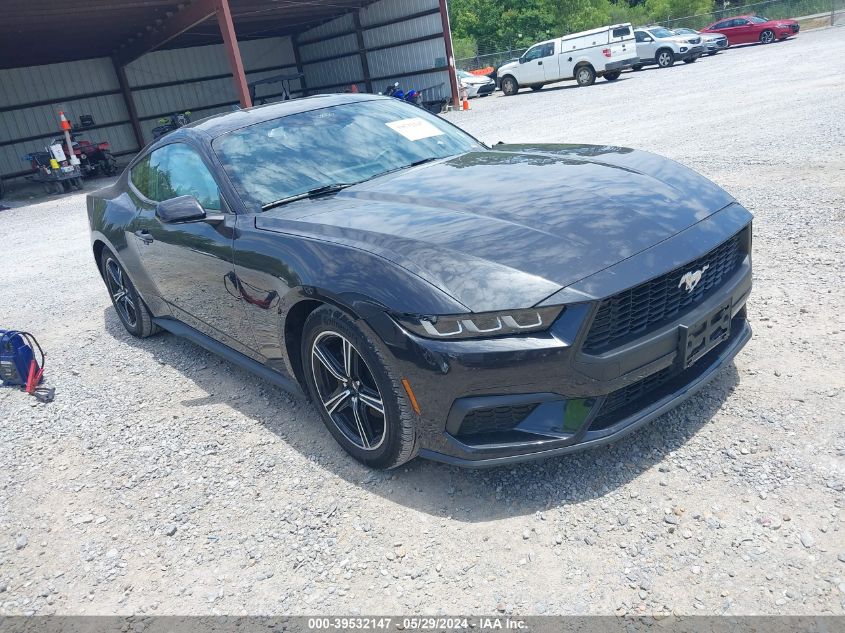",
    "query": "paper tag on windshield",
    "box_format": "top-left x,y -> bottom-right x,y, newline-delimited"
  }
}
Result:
385,118 -> 444,141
